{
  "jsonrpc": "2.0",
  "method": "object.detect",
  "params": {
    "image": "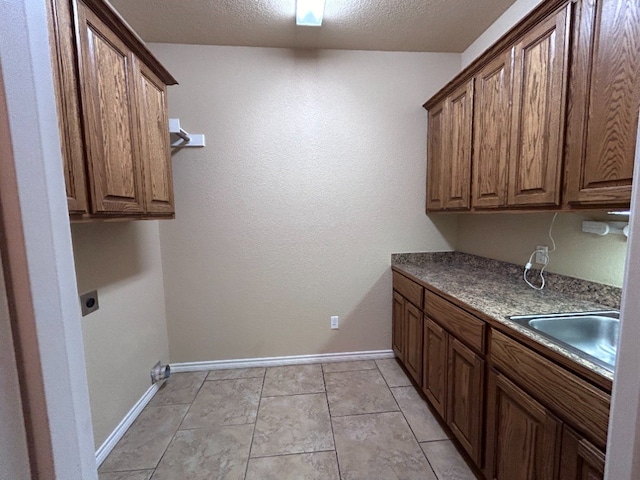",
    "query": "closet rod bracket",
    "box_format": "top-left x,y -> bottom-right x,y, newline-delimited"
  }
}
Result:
169,118 -> 205,148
